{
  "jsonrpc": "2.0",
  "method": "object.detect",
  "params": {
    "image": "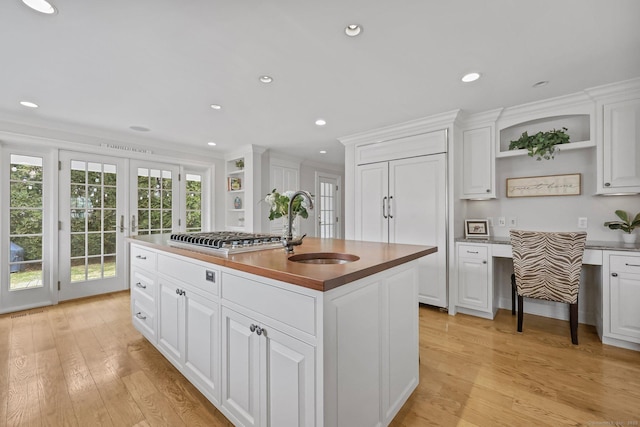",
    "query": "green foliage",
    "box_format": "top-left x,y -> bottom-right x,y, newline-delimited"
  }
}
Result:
235,159 -> 244,169
264,189 -> 310,220
604,210 -> 640,234
508,127 -> 570,160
